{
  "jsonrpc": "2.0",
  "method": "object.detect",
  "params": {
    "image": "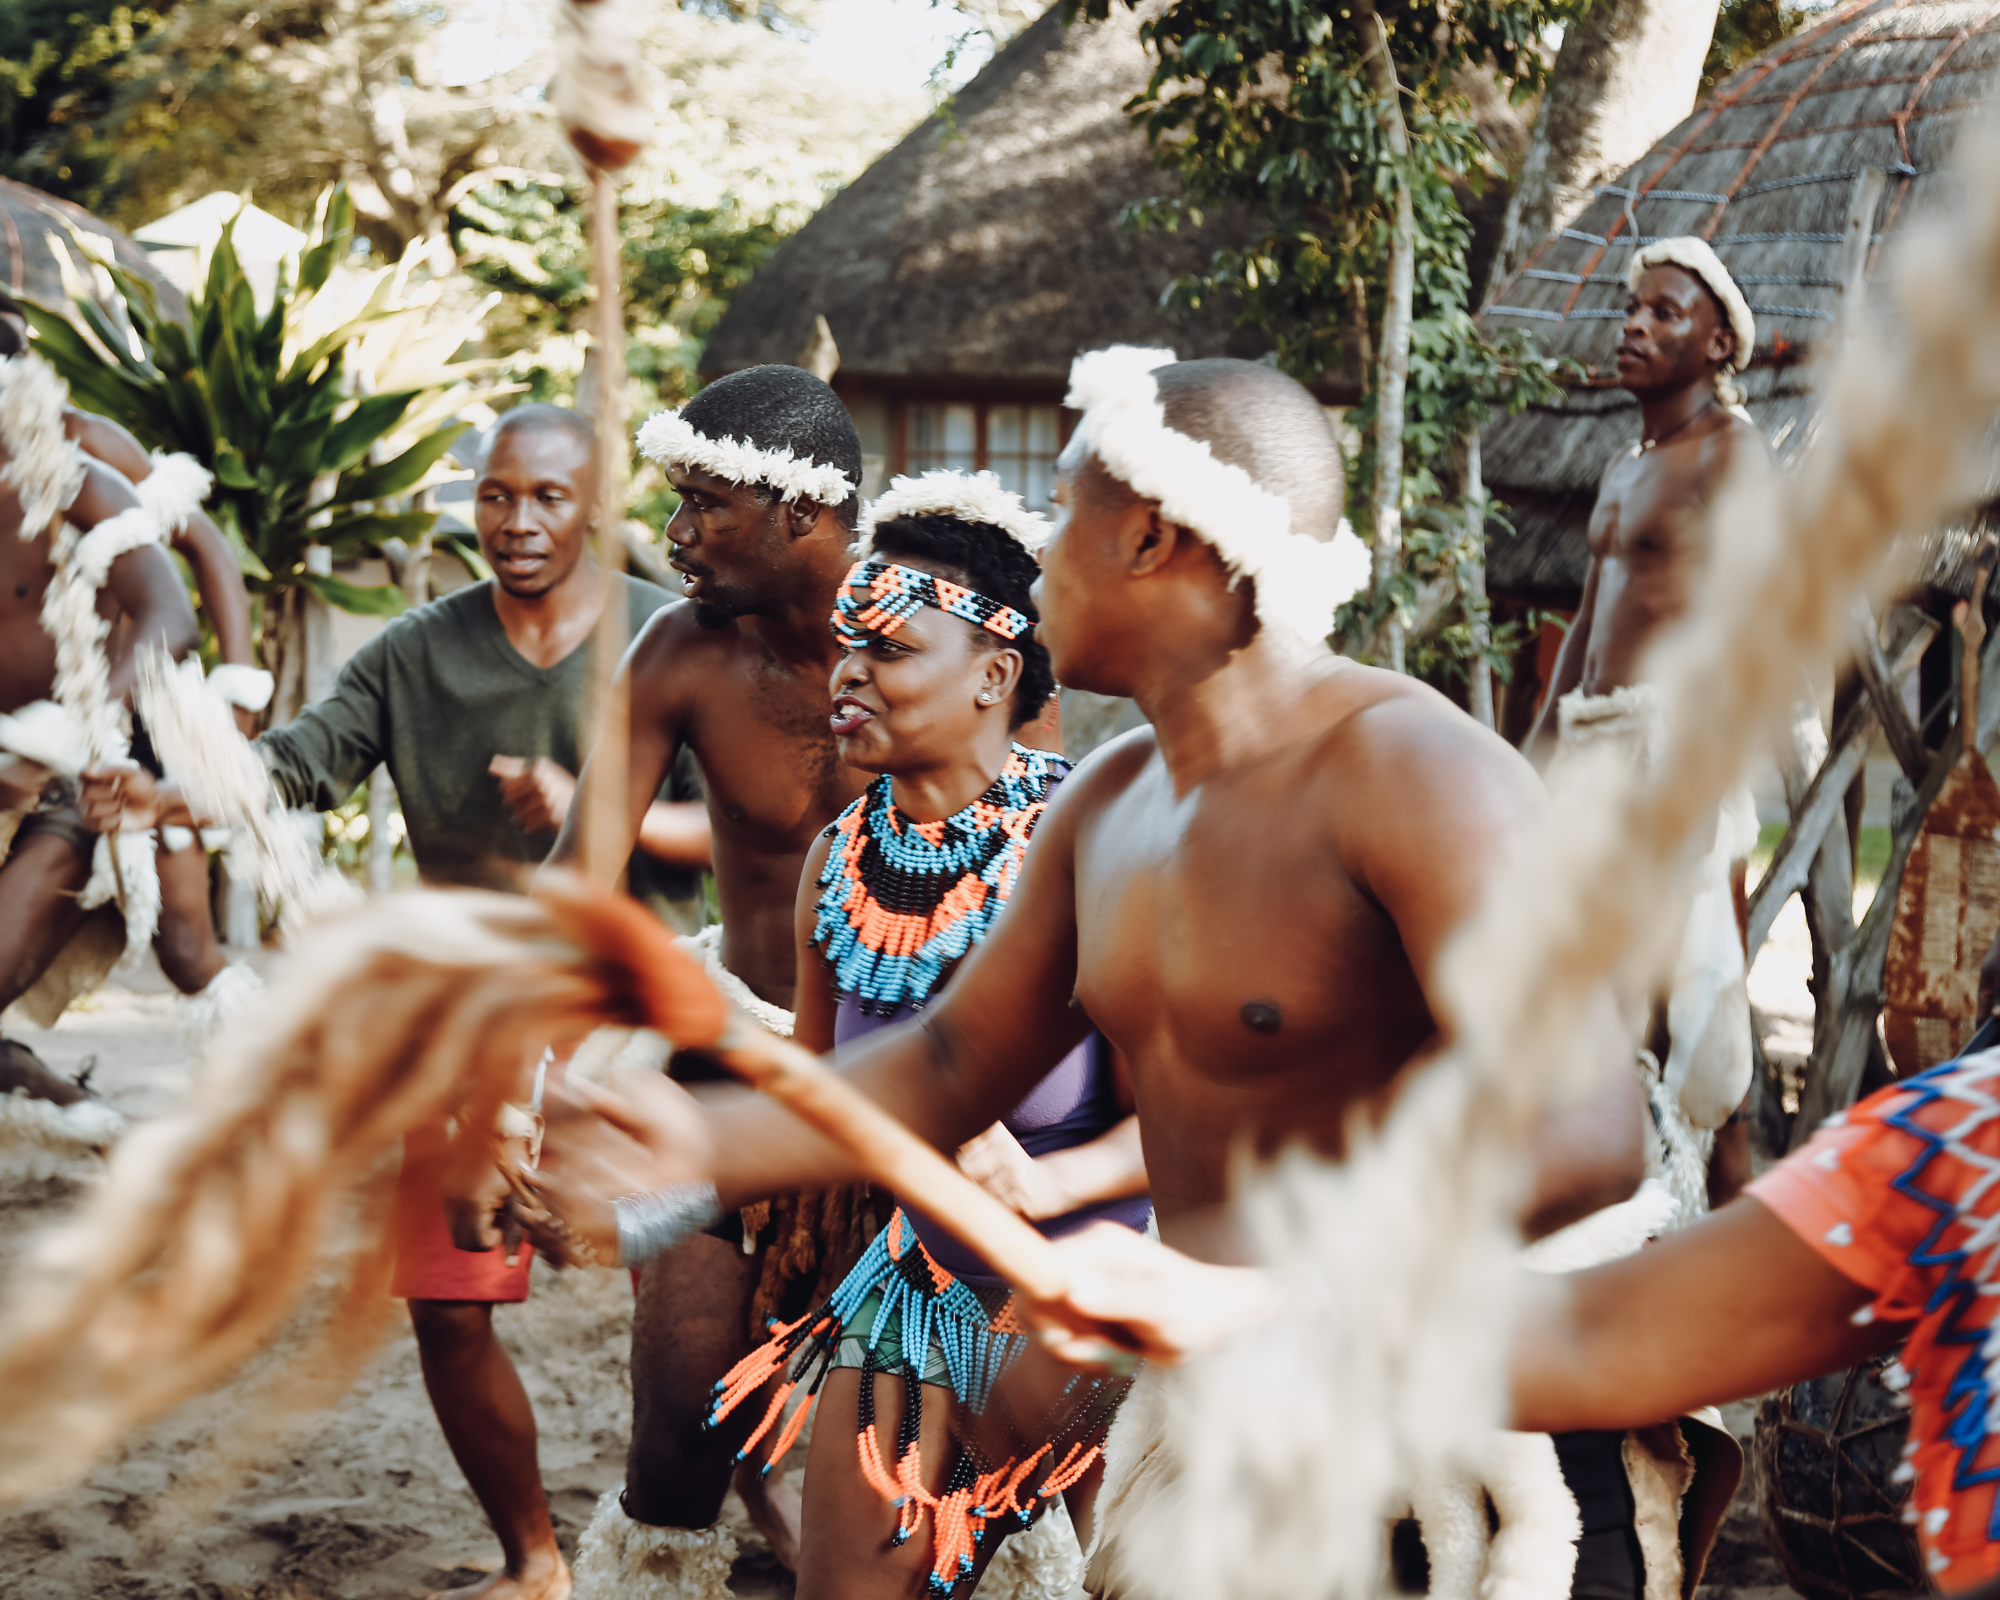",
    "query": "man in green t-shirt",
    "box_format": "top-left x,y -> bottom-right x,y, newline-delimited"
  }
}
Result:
86,403 -> 705,1600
